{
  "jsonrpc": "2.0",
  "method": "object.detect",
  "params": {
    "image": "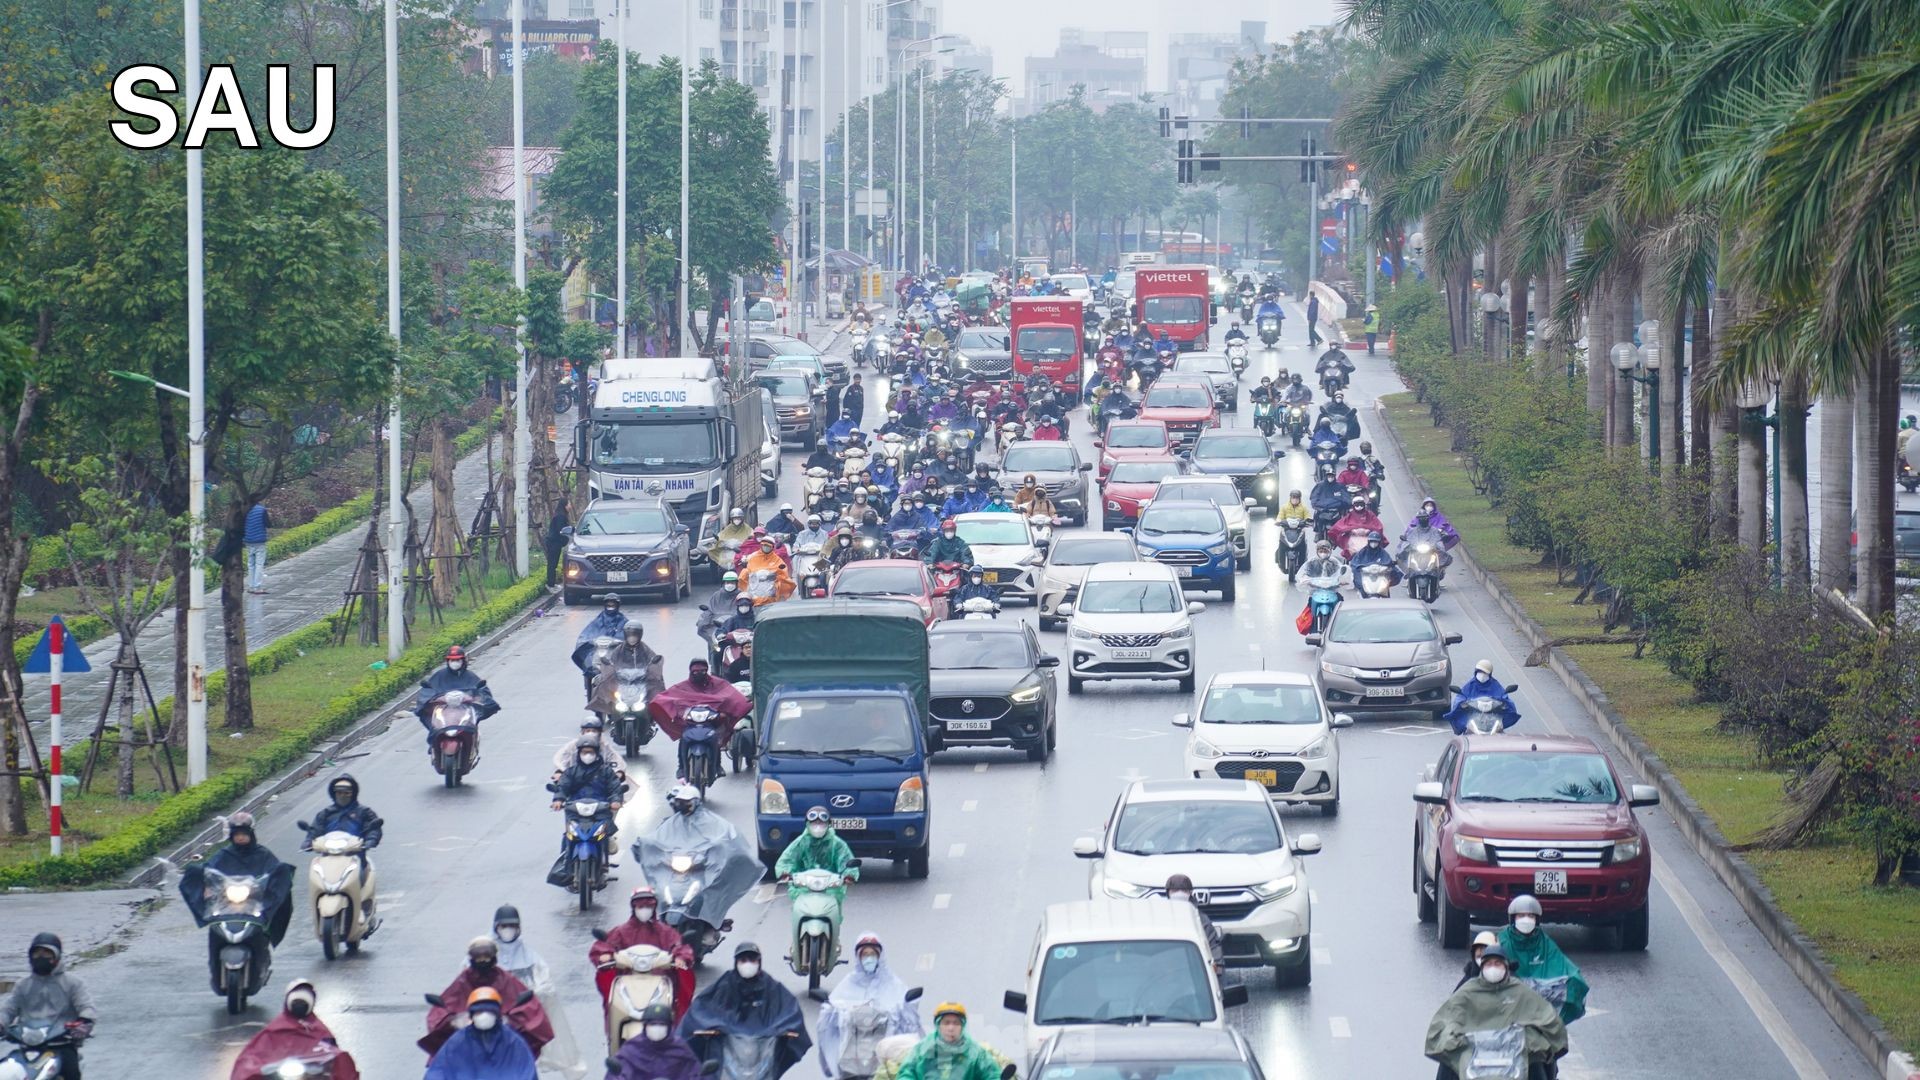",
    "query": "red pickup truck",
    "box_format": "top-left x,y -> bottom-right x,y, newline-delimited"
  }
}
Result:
1413,733 -> 1660,950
